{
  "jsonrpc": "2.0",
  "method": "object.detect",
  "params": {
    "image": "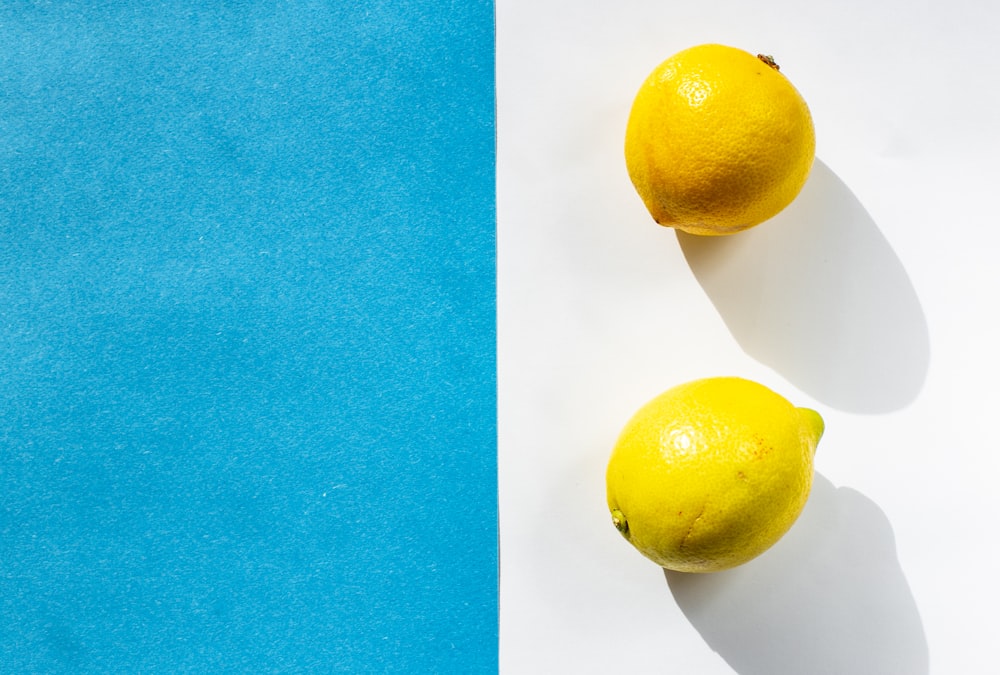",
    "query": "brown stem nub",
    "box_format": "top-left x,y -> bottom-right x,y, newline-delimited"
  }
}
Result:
757,54 -> 780,71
